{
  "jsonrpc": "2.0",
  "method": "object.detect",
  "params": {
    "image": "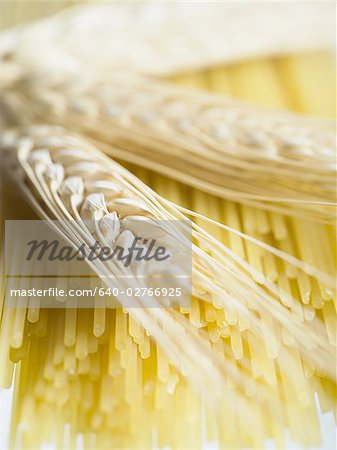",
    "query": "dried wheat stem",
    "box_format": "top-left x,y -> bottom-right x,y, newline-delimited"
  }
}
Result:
1,76 -> 335,223
0,2 -> 333,77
